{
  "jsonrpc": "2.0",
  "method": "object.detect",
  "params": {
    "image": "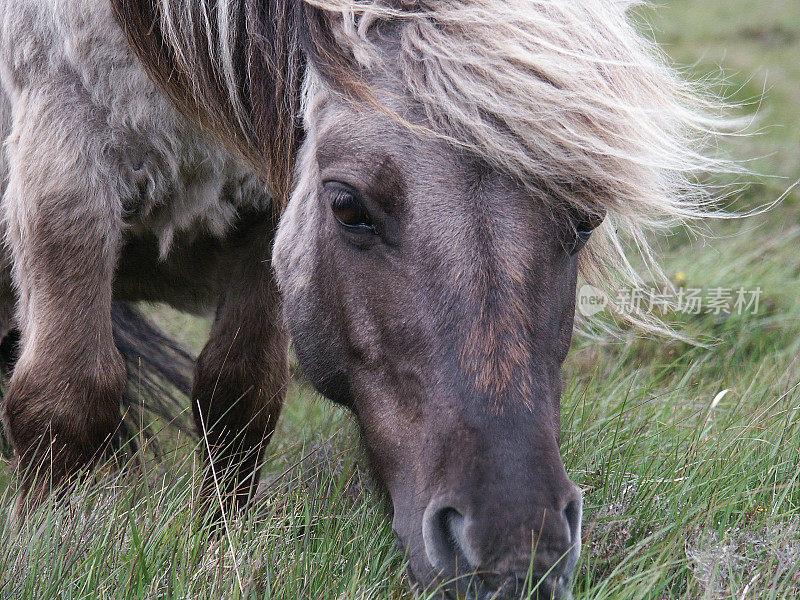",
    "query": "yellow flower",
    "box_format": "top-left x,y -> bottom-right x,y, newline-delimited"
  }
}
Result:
676,271 -> 686,283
